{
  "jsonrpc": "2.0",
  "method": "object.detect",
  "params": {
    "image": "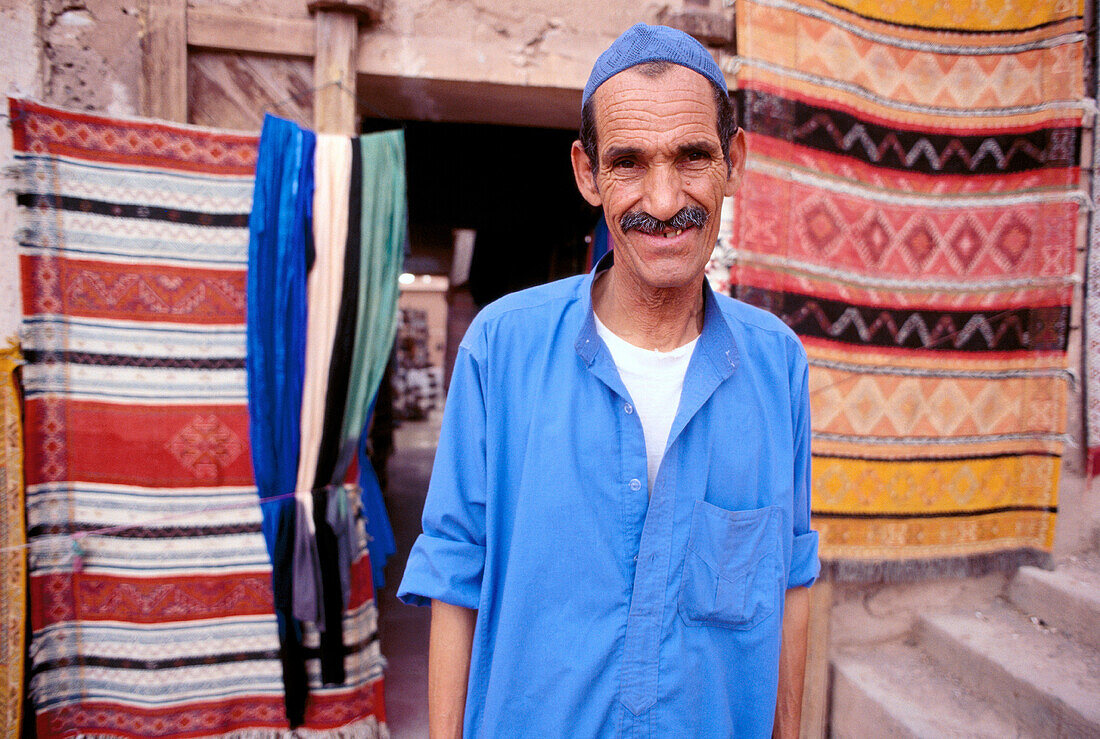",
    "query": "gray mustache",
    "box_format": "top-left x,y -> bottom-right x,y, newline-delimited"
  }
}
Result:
620,206 -> 708,235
